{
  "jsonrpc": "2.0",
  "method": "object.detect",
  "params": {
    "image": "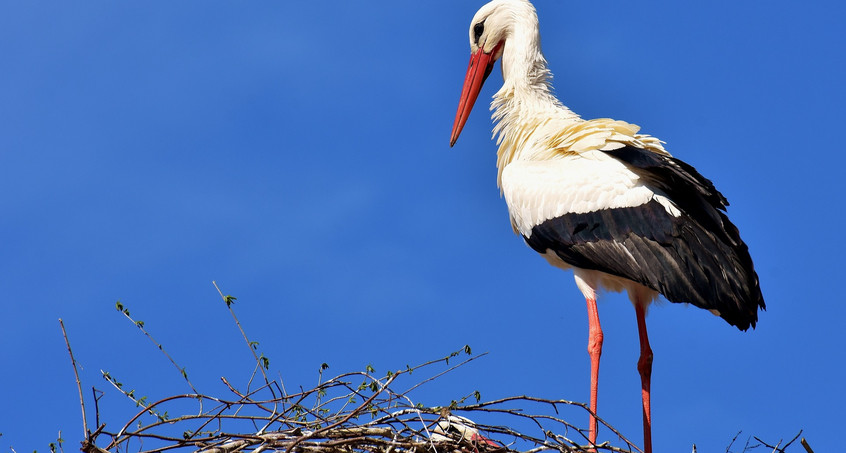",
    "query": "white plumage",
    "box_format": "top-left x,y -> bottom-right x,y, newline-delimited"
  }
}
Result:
502,153 -> 682,238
